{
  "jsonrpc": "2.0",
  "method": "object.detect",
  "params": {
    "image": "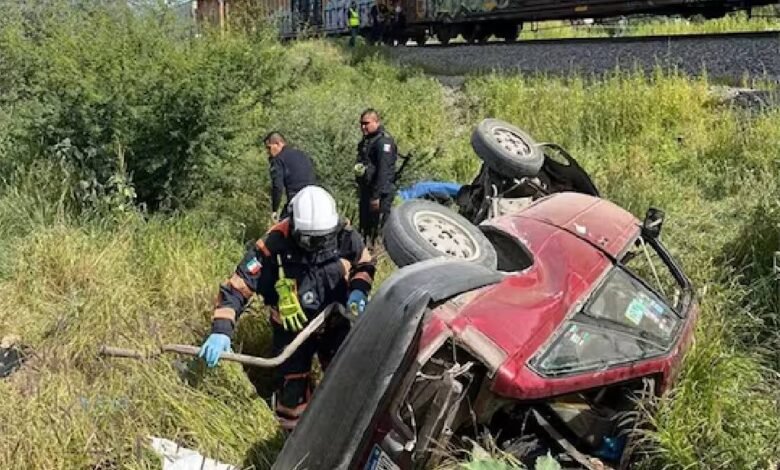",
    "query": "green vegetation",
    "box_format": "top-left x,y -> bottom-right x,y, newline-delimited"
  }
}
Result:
518,8 -> 780,40
0,2 -> 778,469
